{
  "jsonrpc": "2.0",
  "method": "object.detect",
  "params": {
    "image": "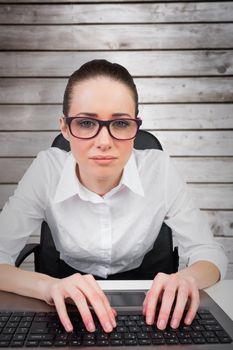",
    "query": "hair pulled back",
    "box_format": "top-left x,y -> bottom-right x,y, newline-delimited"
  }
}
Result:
63,59 -> 138,117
